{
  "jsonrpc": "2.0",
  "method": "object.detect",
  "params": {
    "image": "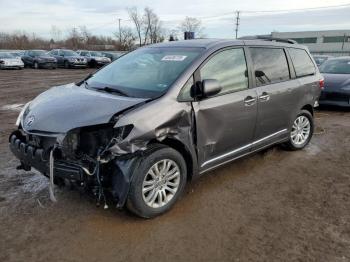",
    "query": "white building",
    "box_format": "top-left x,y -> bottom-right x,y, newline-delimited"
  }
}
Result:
270,30 -> 350,57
